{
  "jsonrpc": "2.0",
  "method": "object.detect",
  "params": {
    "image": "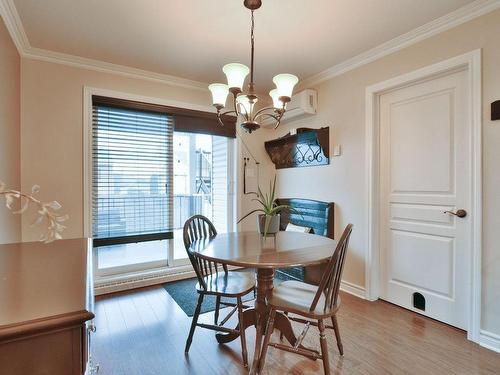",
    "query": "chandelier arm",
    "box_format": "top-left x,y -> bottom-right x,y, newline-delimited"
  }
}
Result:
273,116 -> 283,130
253,110 -> 285,129
251,105 -> 282,120
273,105 -> 287,129
229,92 -> 247,121
216,109 -> 238,127
236,99 -> 250,121
216,110 -> 225,127
253,112 -> 279,122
